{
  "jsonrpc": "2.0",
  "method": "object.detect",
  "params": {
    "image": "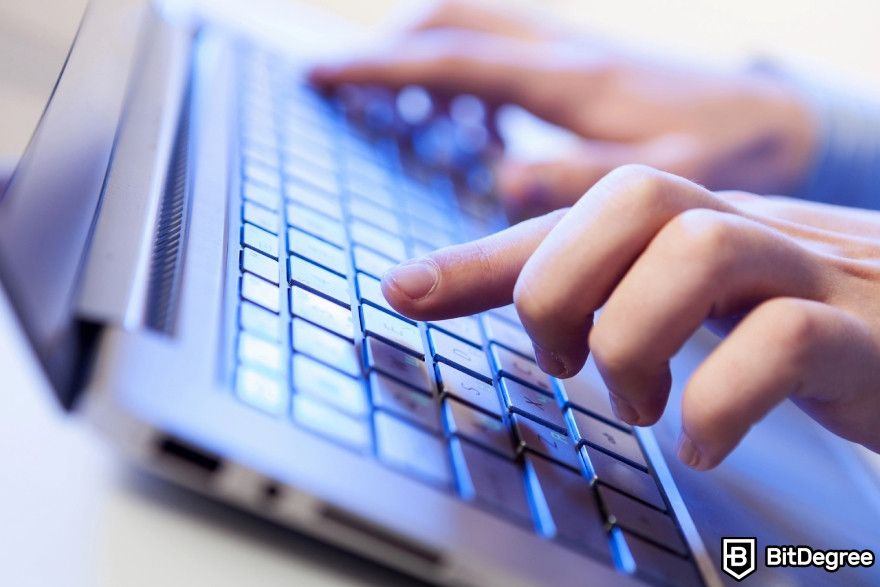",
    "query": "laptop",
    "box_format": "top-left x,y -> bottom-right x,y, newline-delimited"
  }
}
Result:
1,1 -> 877,586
